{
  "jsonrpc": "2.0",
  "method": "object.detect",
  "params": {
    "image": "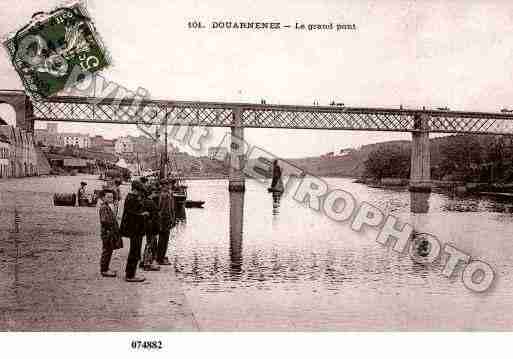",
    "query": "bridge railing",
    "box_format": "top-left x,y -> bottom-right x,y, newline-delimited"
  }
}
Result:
8,93 -> 513,135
